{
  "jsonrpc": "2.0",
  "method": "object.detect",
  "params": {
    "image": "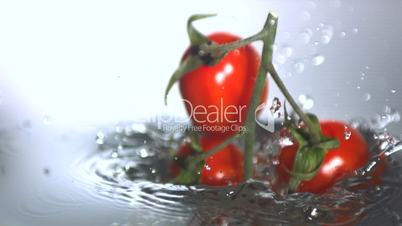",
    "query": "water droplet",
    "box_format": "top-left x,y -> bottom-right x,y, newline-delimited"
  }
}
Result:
364,93 -> 371,101
150,168 -> 156,174
298,94 -> 314,110
299,28 -> 313,44
226,190 -> 236,199
320,25 -> 334,44
276,54 -> 286,64
301,11 -> 311,21
339,31 -> 346,38
360,72 -> 366,80
96,131 -> 105,145
270,97 -> 282,114
293,62 -> 305,73
371,106 -> 401,129
43,115 -> 52,125
139,148 -> 149,158
280,45 -> 293,57
111,150 -> 119,158
353,28 -> 359,34
320,35 -> 331,44
204,164 -> 211,171
304,206 -> 320,222
391,89 -> 397,94
312,54 -> 325,66
344,126 -> 352,140
269,19 -> 276,25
